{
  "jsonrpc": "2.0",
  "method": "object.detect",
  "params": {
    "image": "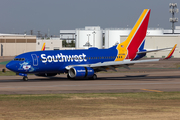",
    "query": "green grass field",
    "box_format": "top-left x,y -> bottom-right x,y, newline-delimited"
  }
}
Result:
0,60 -> 11,65
0,71 -> 16,76
0,92 -> 180,120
